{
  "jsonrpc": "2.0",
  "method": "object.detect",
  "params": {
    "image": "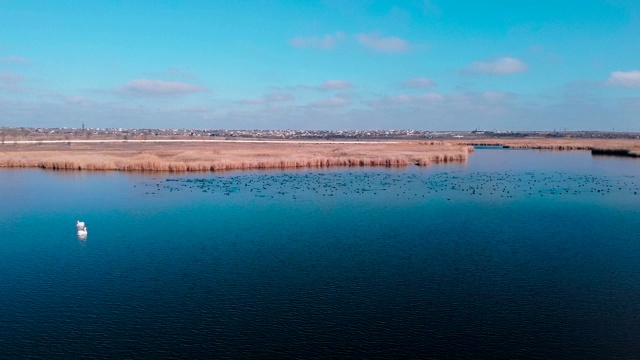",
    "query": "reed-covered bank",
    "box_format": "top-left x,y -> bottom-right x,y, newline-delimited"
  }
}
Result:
455,138 -> 640,157
0,141 -> 474,172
